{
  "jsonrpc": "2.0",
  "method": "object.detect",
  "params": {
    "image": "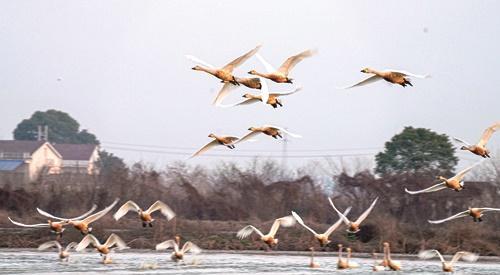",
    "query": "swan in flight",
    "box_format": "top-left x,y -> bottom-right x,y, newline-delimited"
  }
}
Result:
428,207 -> 500,224
75,233 -> 129,264
156,235 -> 201,262
190,133 -> 240,158
8,217 -> 67,238
418,249 -> 478,272
328,197 -> 378,233
453,122 -> 500,158
8,204 -> 96,238
38,241 -> 78,261
114,200 -> 175,227
248,49 -> 316,83
236,215 -> 296,249
237,125 -> 301,145
339,68 -> 429,89
218,78 -> 302,108
291,207 -> 351,246
212,77 -> 261,106
186,45 -> 261,86
37,199 -> 119,234
405,161 -> 484,194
